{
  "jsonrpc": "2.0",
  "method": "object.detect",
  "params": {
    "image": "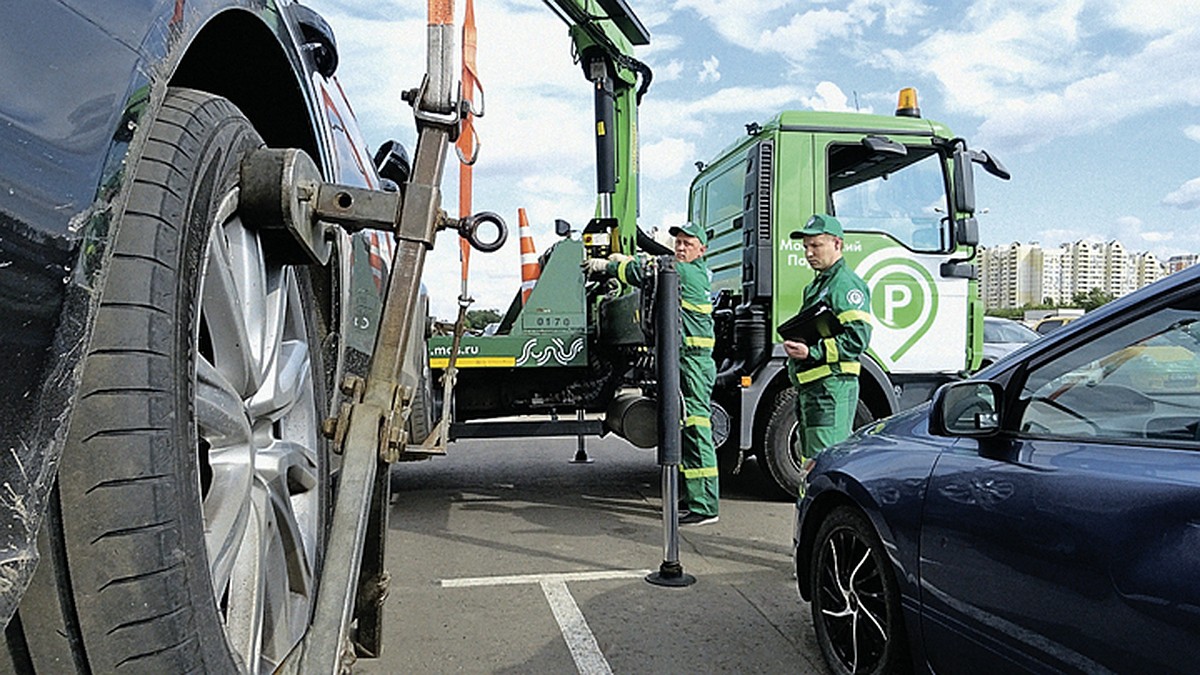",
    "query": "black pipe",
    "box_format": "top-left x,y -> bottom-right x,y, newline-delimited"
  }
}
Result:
588,54 -> 617,196
645,255 -> 694,587
655,257 -> 681,466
